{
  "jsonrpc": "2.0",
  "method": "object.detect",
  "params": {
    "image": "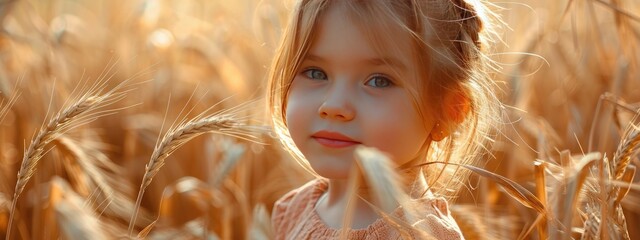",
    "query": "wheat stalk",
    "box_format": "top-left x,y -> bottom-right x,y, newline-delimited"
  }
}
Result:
354,146 -> 408,213
161,177 -> 218,239
147,218 -> 221,240
352,146 -> 452,239
248,204 -> 273,240
6,86 -> 128,239
555,153 -> 601,240
533,160 -> 549,240
416,161 -> 546,214
50,177 -> 109,240
0,192 -> 9,229
211,138 -> 246,188
450,204 -> 519,240
0,83 -> 19,124
414,159 -> 552,239
128,107 -> 262,237
450,206 -> 485,240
